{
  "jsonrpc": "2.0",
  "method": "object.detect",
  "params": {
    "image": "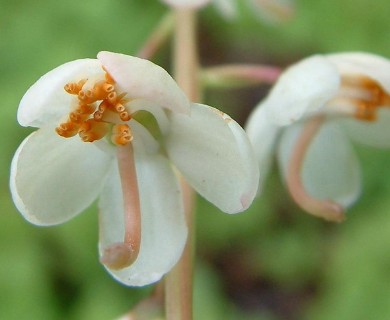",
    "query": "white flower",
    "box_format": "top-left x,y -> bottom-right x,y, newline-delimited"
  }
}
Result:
213,0 -> 293,23
10,51 -> 259,286
246,52 -> 390,222
161,0 -> 293,24
161,0 -> 211,8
